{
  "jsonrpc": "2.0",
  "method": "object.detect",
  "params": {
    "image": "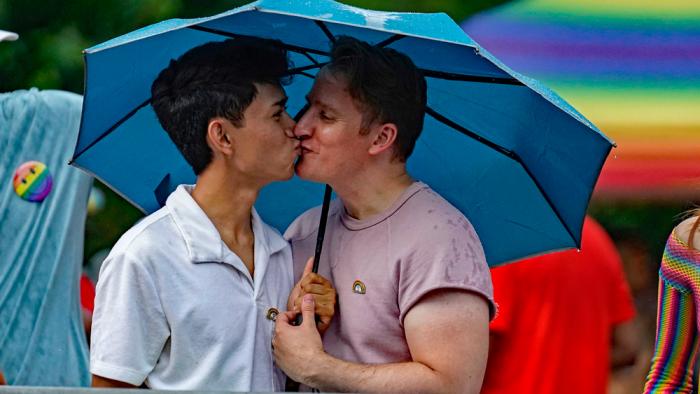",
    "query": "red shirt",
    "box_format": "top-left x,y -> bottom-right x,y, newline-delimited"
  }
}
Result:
80,274 -> 96,313
481,217 -> 635,394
